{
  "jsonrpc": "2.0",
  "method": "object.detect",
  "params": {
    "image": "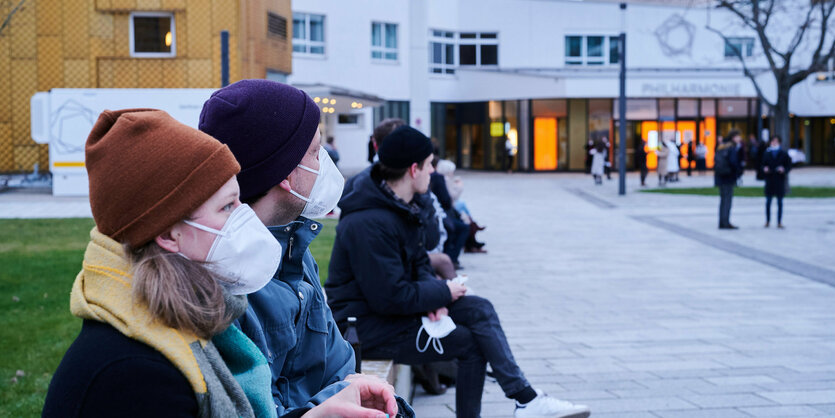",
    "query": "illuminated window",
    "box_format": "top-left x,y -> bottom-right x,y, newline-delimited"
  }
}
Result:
293,13 -> 325,55
371,22 -> 398,61
130,12 -> 175,58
